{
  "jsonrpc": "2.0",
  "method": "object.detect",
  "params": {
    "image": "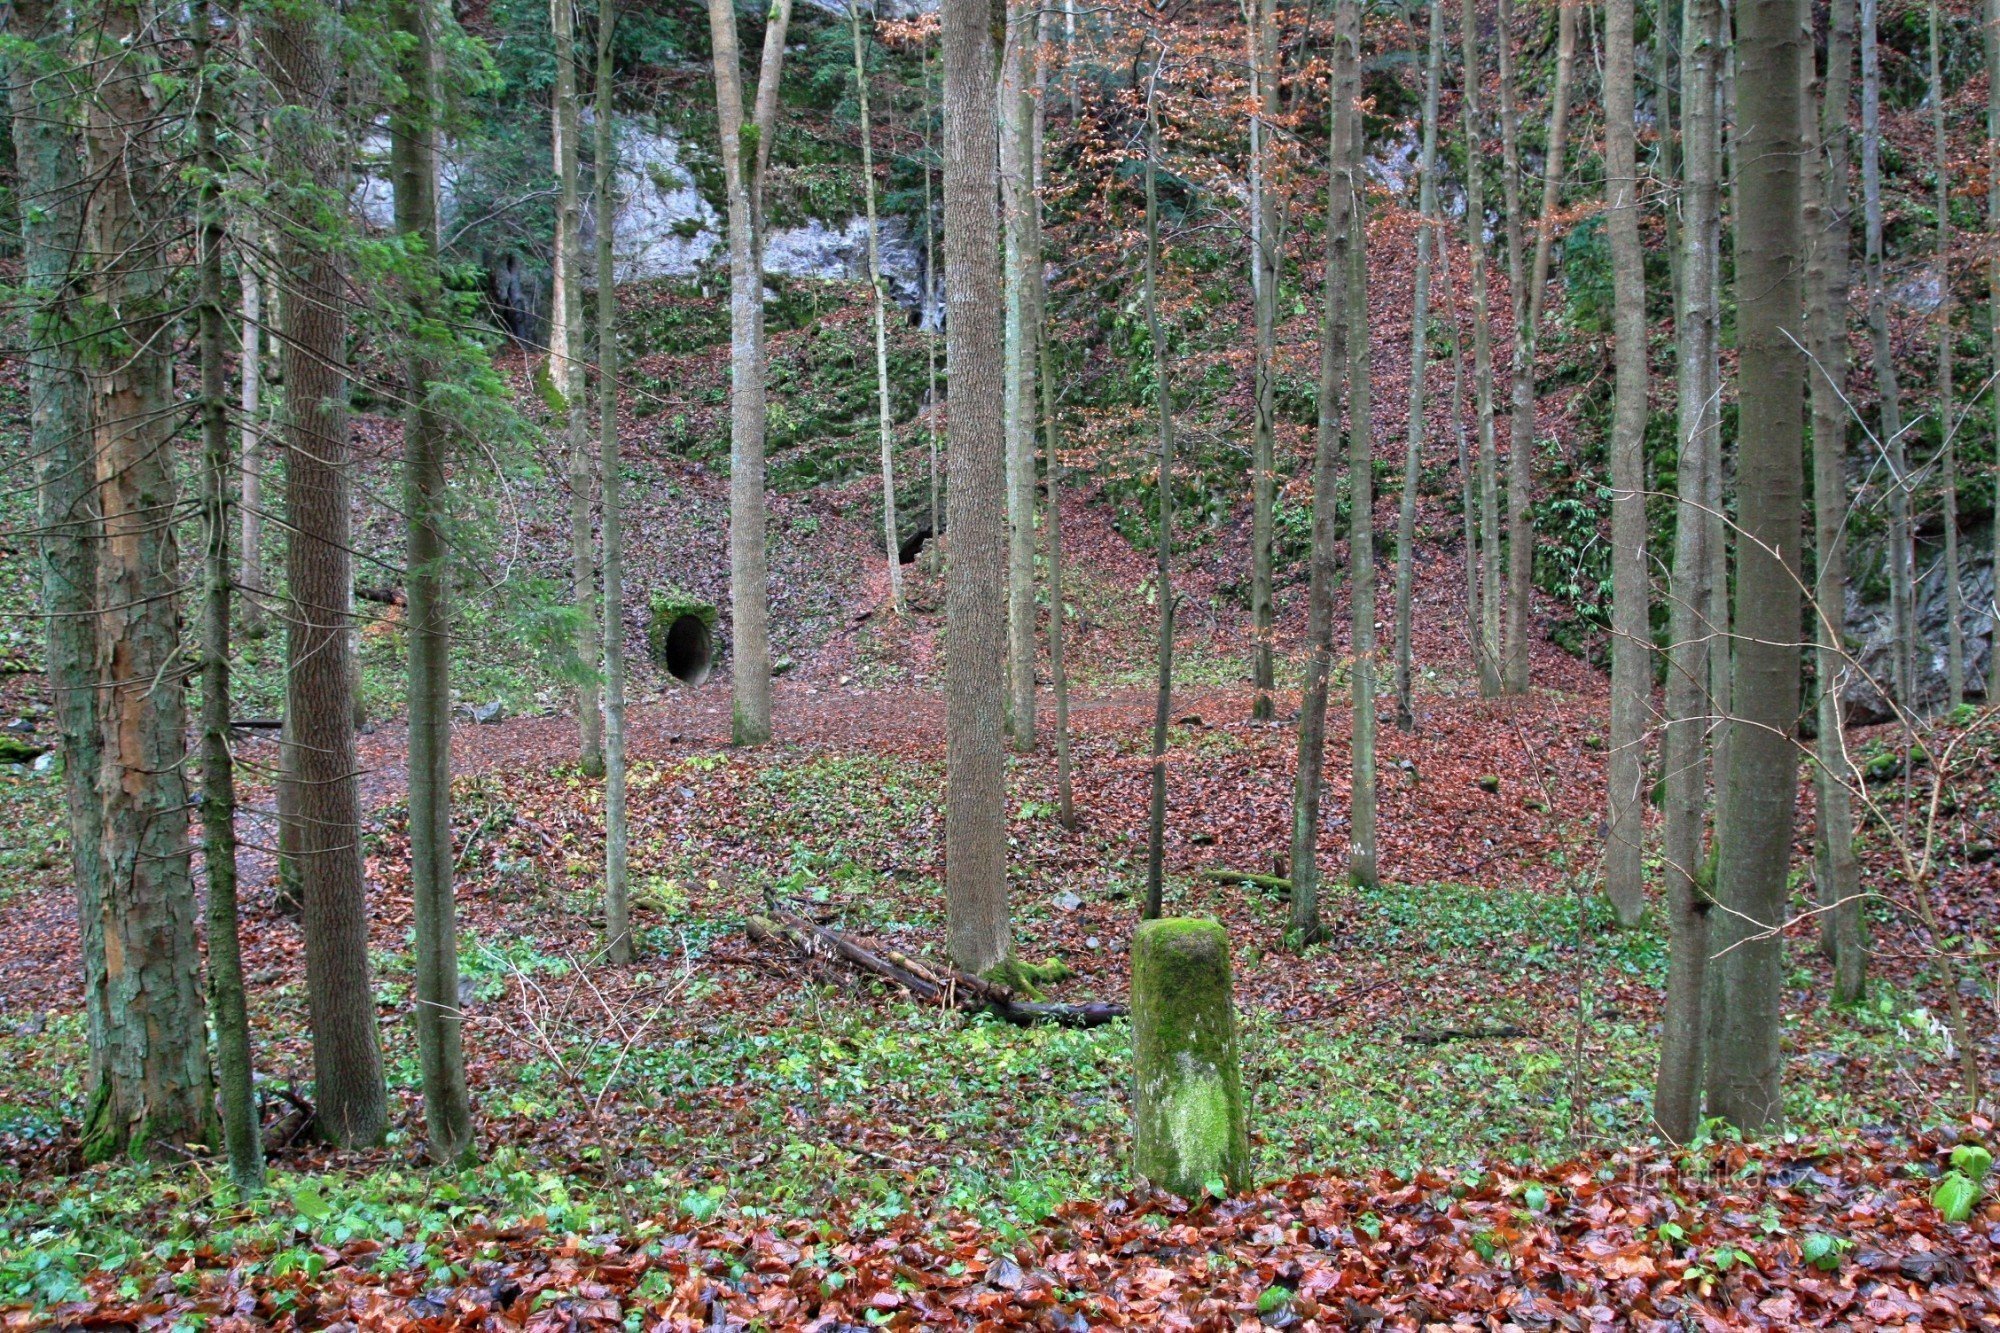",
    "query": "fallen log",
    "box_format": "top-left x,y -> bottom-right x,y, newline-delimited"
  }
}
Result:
745,909 -> 1126,1029
1401,1024 -> 1529,1046
1197,868 -> 1293,896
